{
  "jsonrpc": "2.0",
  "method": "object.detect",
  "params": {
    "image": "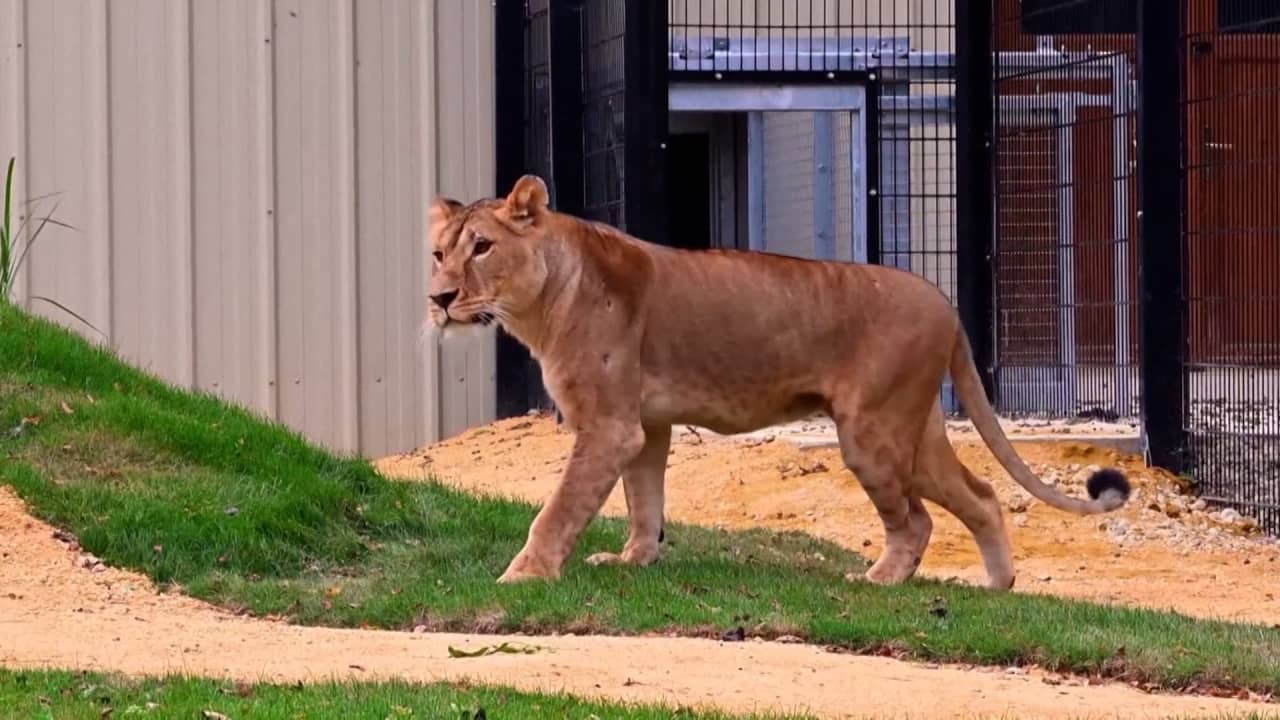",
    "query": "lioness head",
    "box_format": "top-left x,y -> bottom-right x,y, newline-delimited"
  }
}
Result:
427,175 -> 552,330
